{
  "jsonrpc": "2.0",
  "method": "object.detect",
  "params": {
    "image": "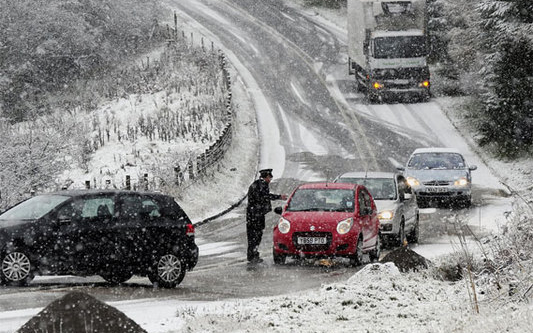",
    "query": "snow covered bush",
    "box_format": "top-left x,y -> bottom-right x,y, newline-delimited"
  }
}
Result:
0,0 -> 163,122
476,203 -> 533,302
